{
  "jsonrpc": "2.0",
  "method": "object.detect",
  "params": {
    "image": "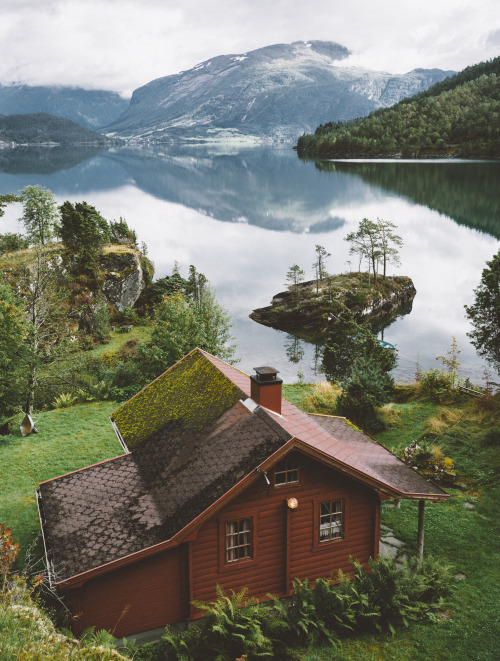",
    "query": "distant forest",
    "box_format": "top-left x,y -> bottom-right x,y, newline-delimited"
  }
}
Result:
296,57 -> 500,159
